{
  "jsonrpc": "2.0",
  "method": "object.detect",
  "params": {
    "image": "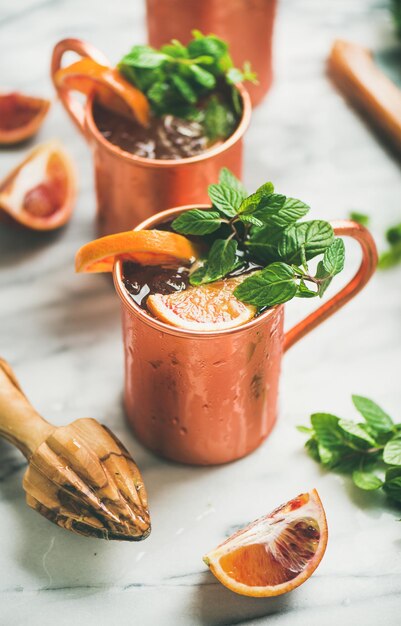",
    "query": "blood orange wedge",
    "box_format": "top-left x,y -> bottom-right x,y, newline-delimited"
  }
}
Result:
0,141 -> 76,231
75,230 -> 198,273
0,92 -> 50,145
54,58 -> 149,127
203,489 -> 328,597
147,275 -> 256,331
